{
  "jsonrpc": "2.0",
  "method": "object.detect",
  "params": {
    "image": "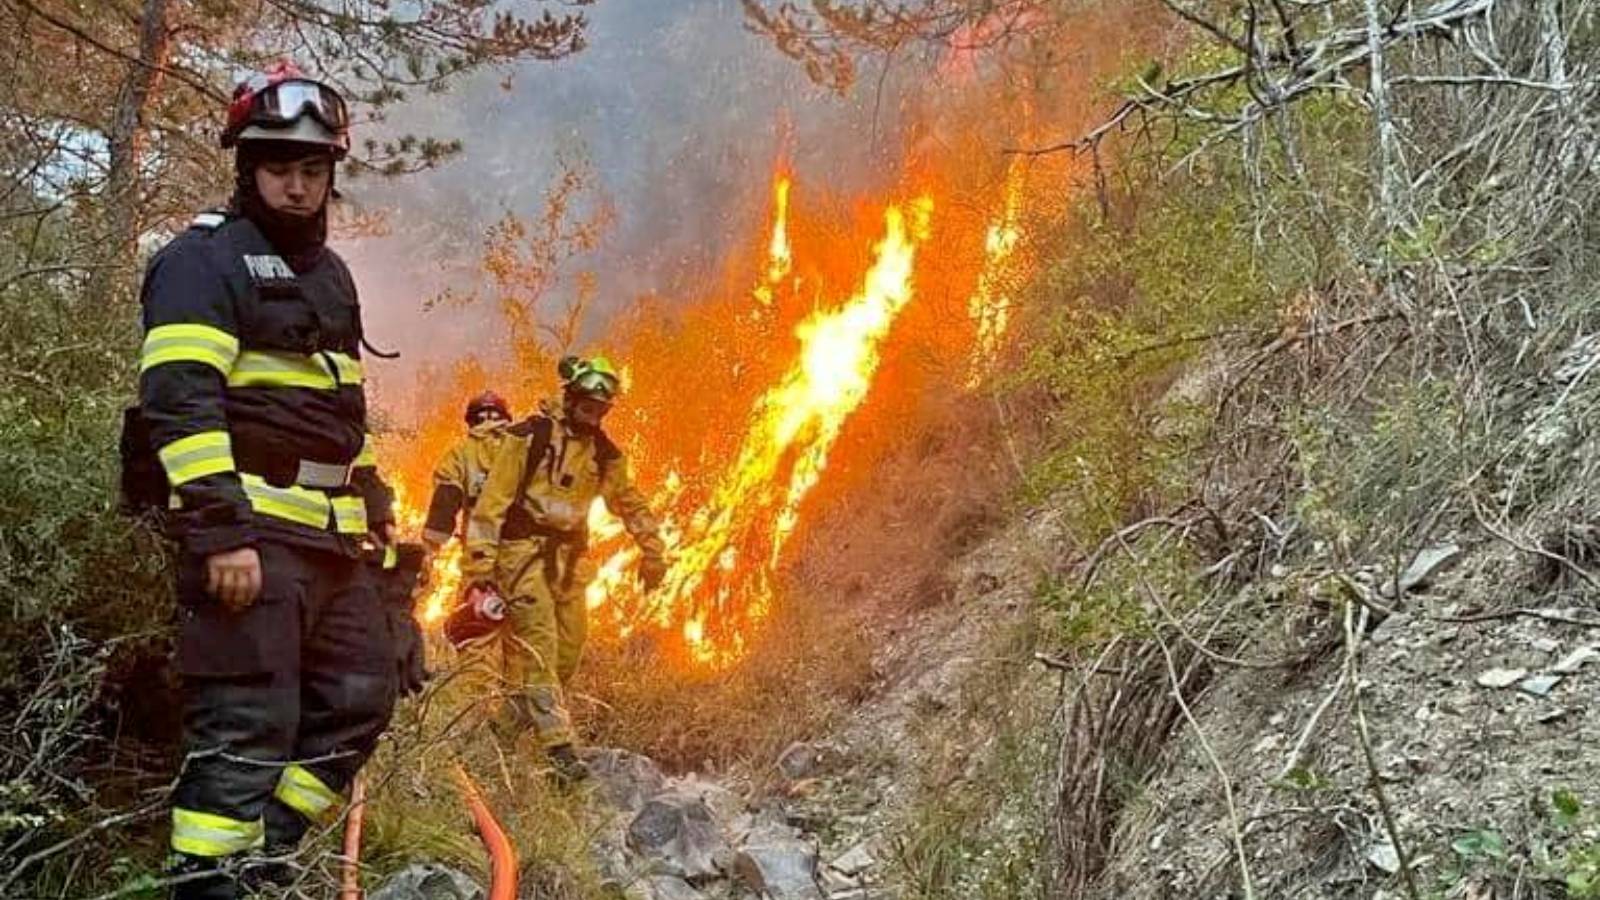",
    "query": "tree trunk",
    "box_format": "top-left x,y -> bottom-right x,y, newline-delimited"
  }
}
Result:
95,0 -> 171,304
